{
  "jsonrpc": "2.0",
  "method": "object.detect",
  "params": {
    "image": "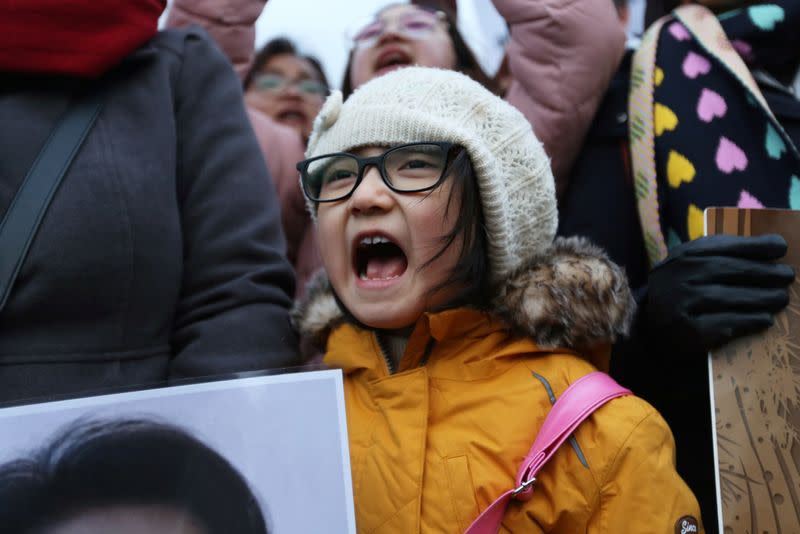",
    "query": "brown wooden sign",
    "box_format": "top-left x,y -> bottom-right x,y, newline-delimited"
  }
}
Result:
706,207 -> 800,534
